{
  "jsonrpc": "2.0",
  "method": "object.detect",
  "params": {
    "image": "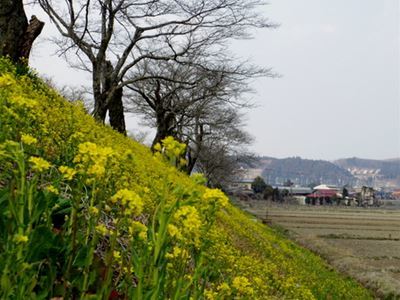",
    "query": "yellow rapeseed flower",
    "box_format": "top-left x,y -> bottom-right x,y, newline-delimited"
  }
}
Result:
14,234 -> 29,244
173,206 -> 202,246
232,276 -> 254,295
45,185 -> 59,195
165,246 -> 189,260
58,165 -> 76,180
89,206 -> 99,216
167,224 -> 182,239
113,250 -> 121,260
29,156 -> 51,172
110,189 -> 143,216
96,224 -> 109,236
202,188 -> 229,207
217,282 -> 231,295
129,221 -> 147,240
21,134 -> 37,146
73,142 -> 114,178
